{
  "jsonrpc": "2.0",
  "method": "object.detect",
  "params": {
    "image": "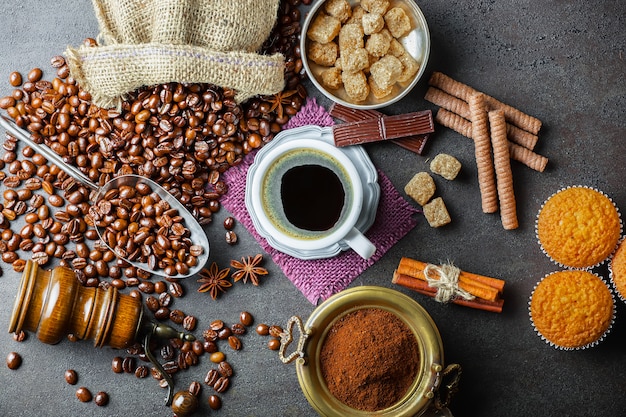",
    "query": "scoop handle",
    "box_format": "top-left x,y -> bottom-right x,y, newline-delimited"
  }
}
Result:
0,115 -> 99,191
